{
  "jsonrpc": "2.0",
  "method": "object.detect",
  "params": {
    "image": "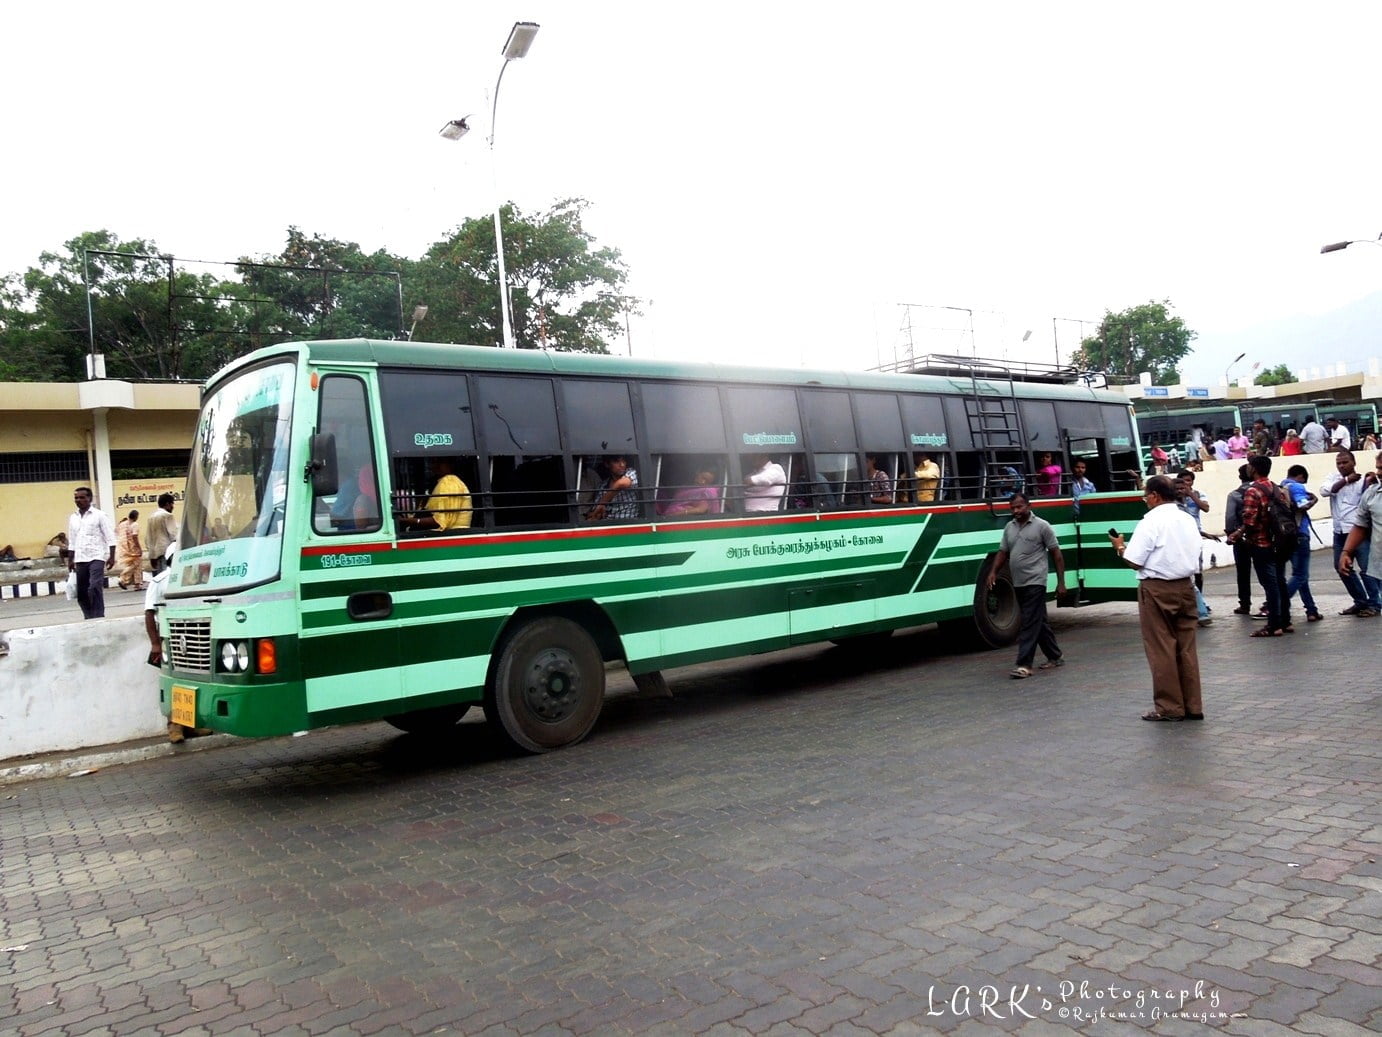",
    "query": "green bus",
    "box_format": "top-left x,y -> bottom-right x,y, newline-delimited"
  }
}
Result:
158,340 -> 1145,752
